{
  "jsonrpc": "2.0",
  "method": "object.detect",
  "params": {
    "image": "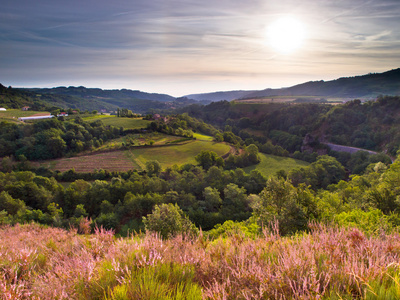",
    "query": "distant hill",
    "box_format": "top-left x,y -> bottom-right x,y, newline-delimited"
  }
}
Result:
26,86 -> 176,102
23,86 -> 177,113
243,68 -> 400,100
0,85 -> 205,113
184,90 -> 256,102
0,86 -> 182,113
